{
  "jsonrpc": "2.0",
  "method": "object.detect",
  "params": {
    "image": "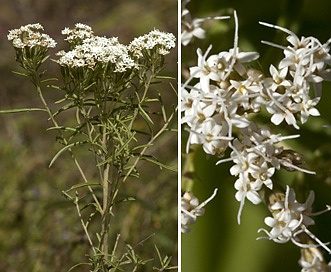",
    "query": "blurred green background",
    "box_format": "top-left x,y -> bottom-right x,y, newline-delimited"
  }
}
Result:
182,0 -> 331,271
0,0 -> 177,271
